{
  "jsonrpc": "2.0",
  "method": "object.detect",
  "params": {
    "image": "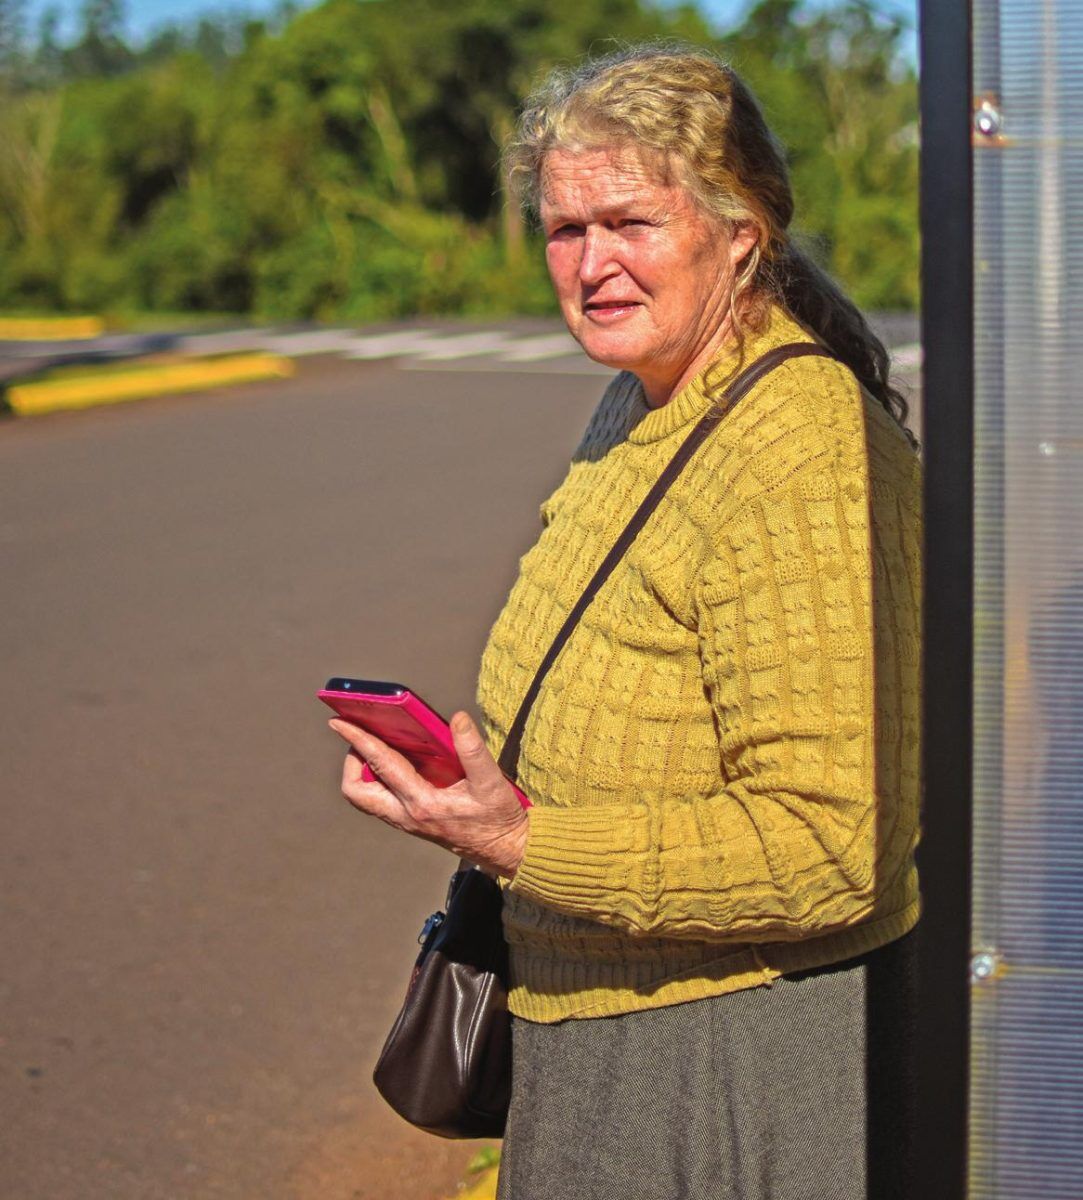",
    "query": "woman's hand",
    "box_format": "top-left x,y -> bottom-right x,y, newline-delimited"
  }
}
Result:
328,712 -> 529,879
